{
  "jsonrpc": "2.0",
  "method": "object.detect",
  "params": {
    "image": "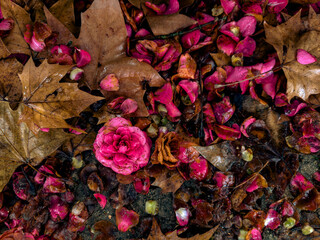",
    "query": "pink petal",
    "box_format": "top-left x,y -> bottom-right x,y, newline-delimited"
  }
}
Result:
314,171 -> 320,182
30,34 -> 45,52
133,176 -> 151,195
214,124 -> 241,140
70,68 -> 84,81
116,207 -> 139,232
247,228 -> 262,240
221,0 -> 238,14
43,177 -> 66,193
181,30 -> 201,49
166,101 -> 182,118
0,19 -> 14,31
154,83 -> 173,105
217,35 -> 236,56
237,16 -> 256,37
164,0 -> 180,15
100,74 -> 120,91
275,93 -> 288,107
135,29 -> 151,38
125,24 -> 132,38
240,116 -> 256,137
93,193 -> 107,208
178,80 -> 199,103
242,3 -> 263,15
267,0 -> 288,13
234,36 -> 256,57
220,22 -> 240,42
284,100 -> 307,117
281,201 -> 294,217
120,98 -> 138,115
264,209 -> 281,230
73,47 -> 91,67
175,208 -> 191,226
291,172 -> 314,192
189,157 -> 210,181
296,49 -> 317,65
145,2 -> 166,14
49,195 -> 69,222
212,96 -> 235,124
